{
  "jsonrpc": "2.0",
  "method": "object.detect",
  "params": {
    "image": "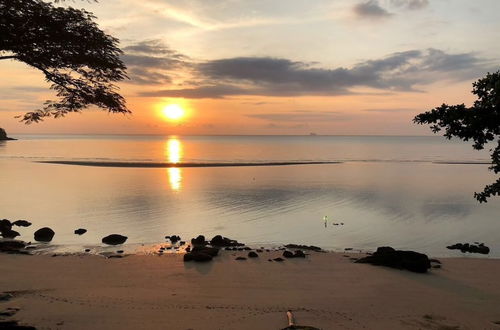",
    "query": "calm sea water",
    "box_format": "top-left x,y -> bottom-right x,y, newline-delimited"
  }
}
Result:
1,135 -> 499,257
